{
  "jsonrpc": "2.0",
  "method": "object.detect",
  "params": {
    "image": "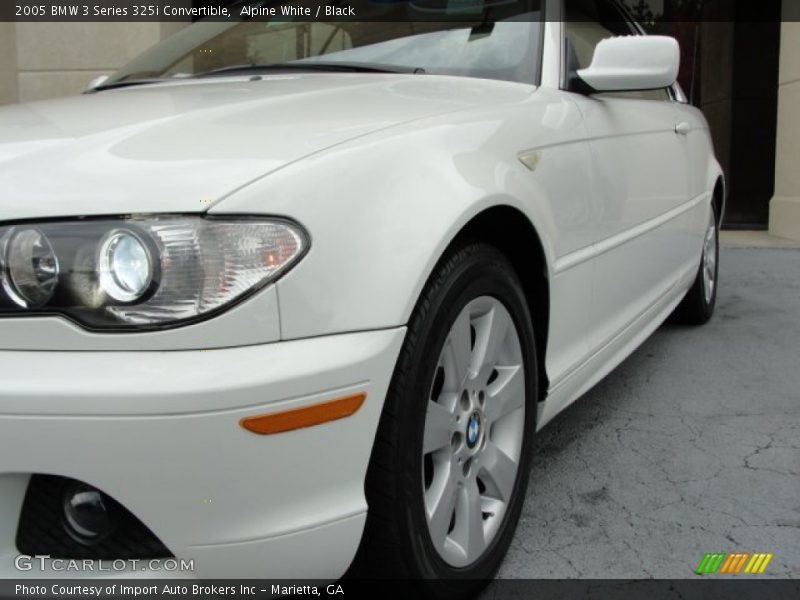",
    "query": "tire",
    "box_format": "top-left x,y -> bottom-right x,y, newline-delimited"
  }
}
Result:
672,205 -> 719,325
350,242 -> 537,597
